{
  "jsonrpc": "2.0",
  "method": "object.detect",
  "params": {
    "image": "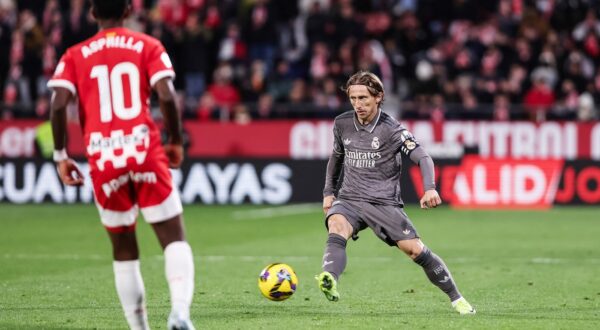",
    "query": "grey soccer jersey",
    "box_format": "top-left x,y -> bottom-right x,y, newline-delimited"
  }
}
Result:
323,109 -> 435,206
